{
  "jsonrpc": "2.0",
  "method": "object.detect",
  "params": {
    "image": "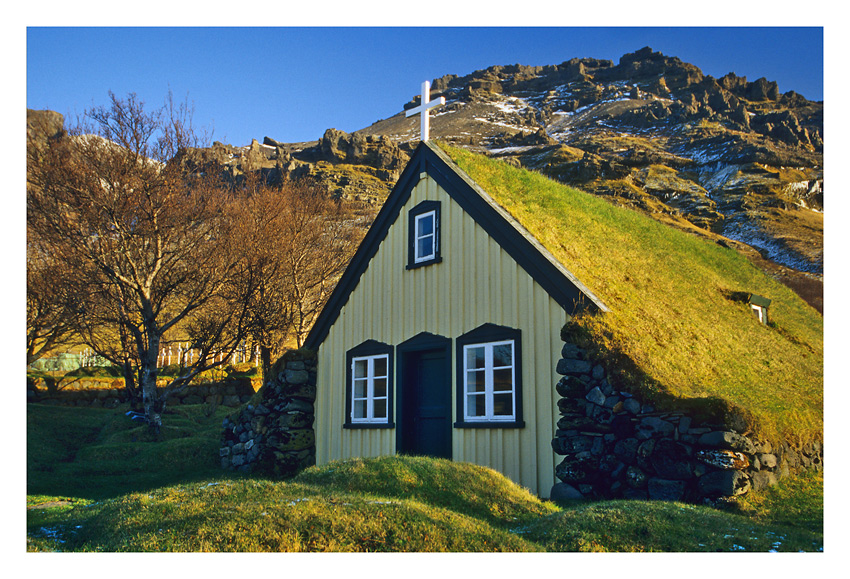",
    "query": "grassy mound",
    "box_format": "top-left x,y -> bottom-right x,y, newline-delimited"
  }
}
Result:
27,405 -> 823,553
292,455 -> 559,526
26,455 -> 823,553
441,143 -> 822,442
27,404 -> 229,499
